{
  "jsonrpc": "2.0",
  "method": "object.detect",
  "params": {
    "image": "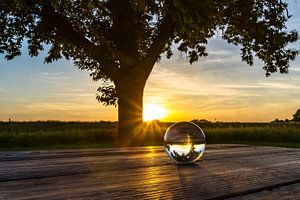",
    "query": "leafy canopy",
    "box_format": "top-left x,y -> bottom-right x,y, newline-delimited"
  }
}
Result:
1,0 -> 298,105
293,109 -> 300,122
